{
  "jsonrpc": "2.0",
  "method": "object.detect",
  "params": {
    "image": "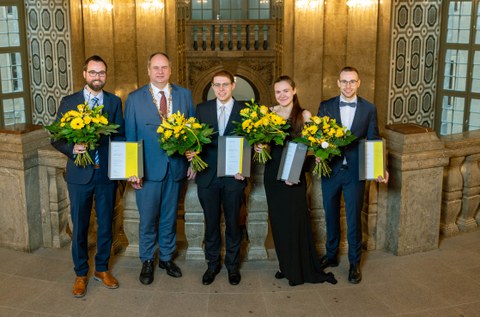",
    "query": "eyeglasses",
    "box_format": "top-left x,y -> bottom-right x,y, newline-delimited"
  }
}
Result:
87,70 -> 107,77
339,80 -> 358,86
212,83 -> 231,89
